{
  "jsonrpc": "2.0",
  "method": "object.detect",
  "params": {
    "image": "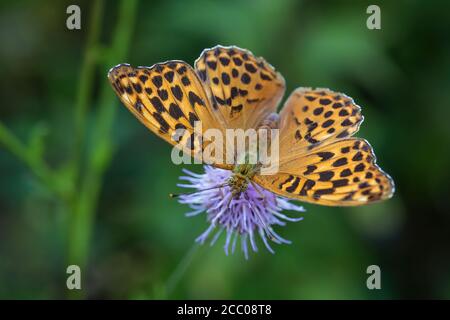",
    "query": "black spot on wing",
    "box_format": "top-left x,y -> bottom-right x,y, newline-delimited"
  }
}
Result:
260,72 -> 271,81
319,98 -> 332,105
134,99 -> 143,113
295,130 -> 302,141
188,91 -> 205,108
279,175 -> 294,189
340,168 -> 352,177
221,72 -> 230,85
341,147 -> 350,153
157,89 -> 169,101
150,96 -> 166,113
241,73 -> 251,84
177,66 -> 187,75
342,192 -> 356,201
322,119 -> 335,128
233,57 -> 243,66
164,71 -> 174,83
313,107 -> 324,115
307,122 -> 318,132
152,75 -> 163,88
319,171 -> 334,181
332,179 -> 348,187
181,76 -> 191,86
132,83 -> 142,93
198,69 -> 207,81
153,112 -> 169,133
317,152 -> 334,161
168,103 -> 185,120
341,119 -> 353,126
286,177 -> 300,193
188,112 -> 199,127
304,133 -> 319,144
171,85 -> 183,101
303,165 -> 317,175
245,63 -> 257,73
231,104 -> 243,113
299,179 -> 315,196
314,188 -> 334,196
332,157 -> 348,167
219,57 -> 230,66
206,60 -> 217,70
336,130 -> 350,138
352,152 -> 363,161
359,182 -> 370,189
